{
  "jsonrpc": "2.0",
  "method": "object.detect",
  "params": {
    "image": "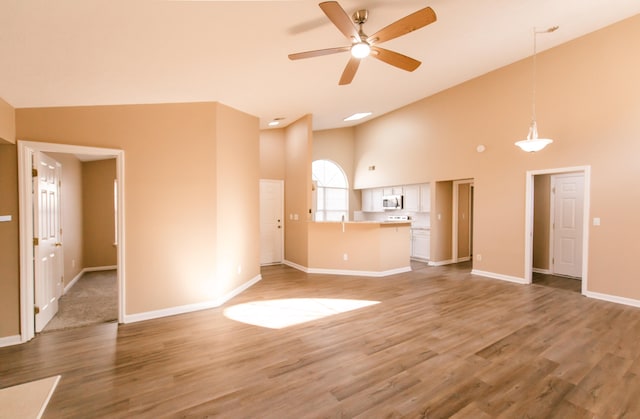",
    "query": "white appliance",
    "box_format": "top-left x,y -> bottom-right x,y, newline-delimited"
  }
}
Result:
382,195 -> 403,210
